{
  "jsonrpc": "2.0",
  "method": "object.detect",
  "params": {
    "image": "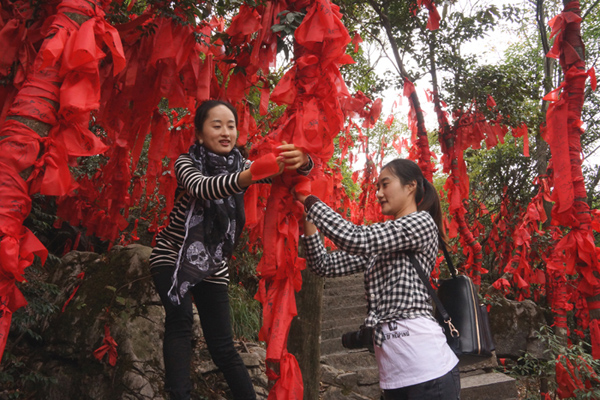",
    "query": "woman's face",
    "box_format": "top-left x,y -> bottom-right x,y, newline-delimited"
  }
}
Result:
376,168 -> 417,219
196,105 -> 237,155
